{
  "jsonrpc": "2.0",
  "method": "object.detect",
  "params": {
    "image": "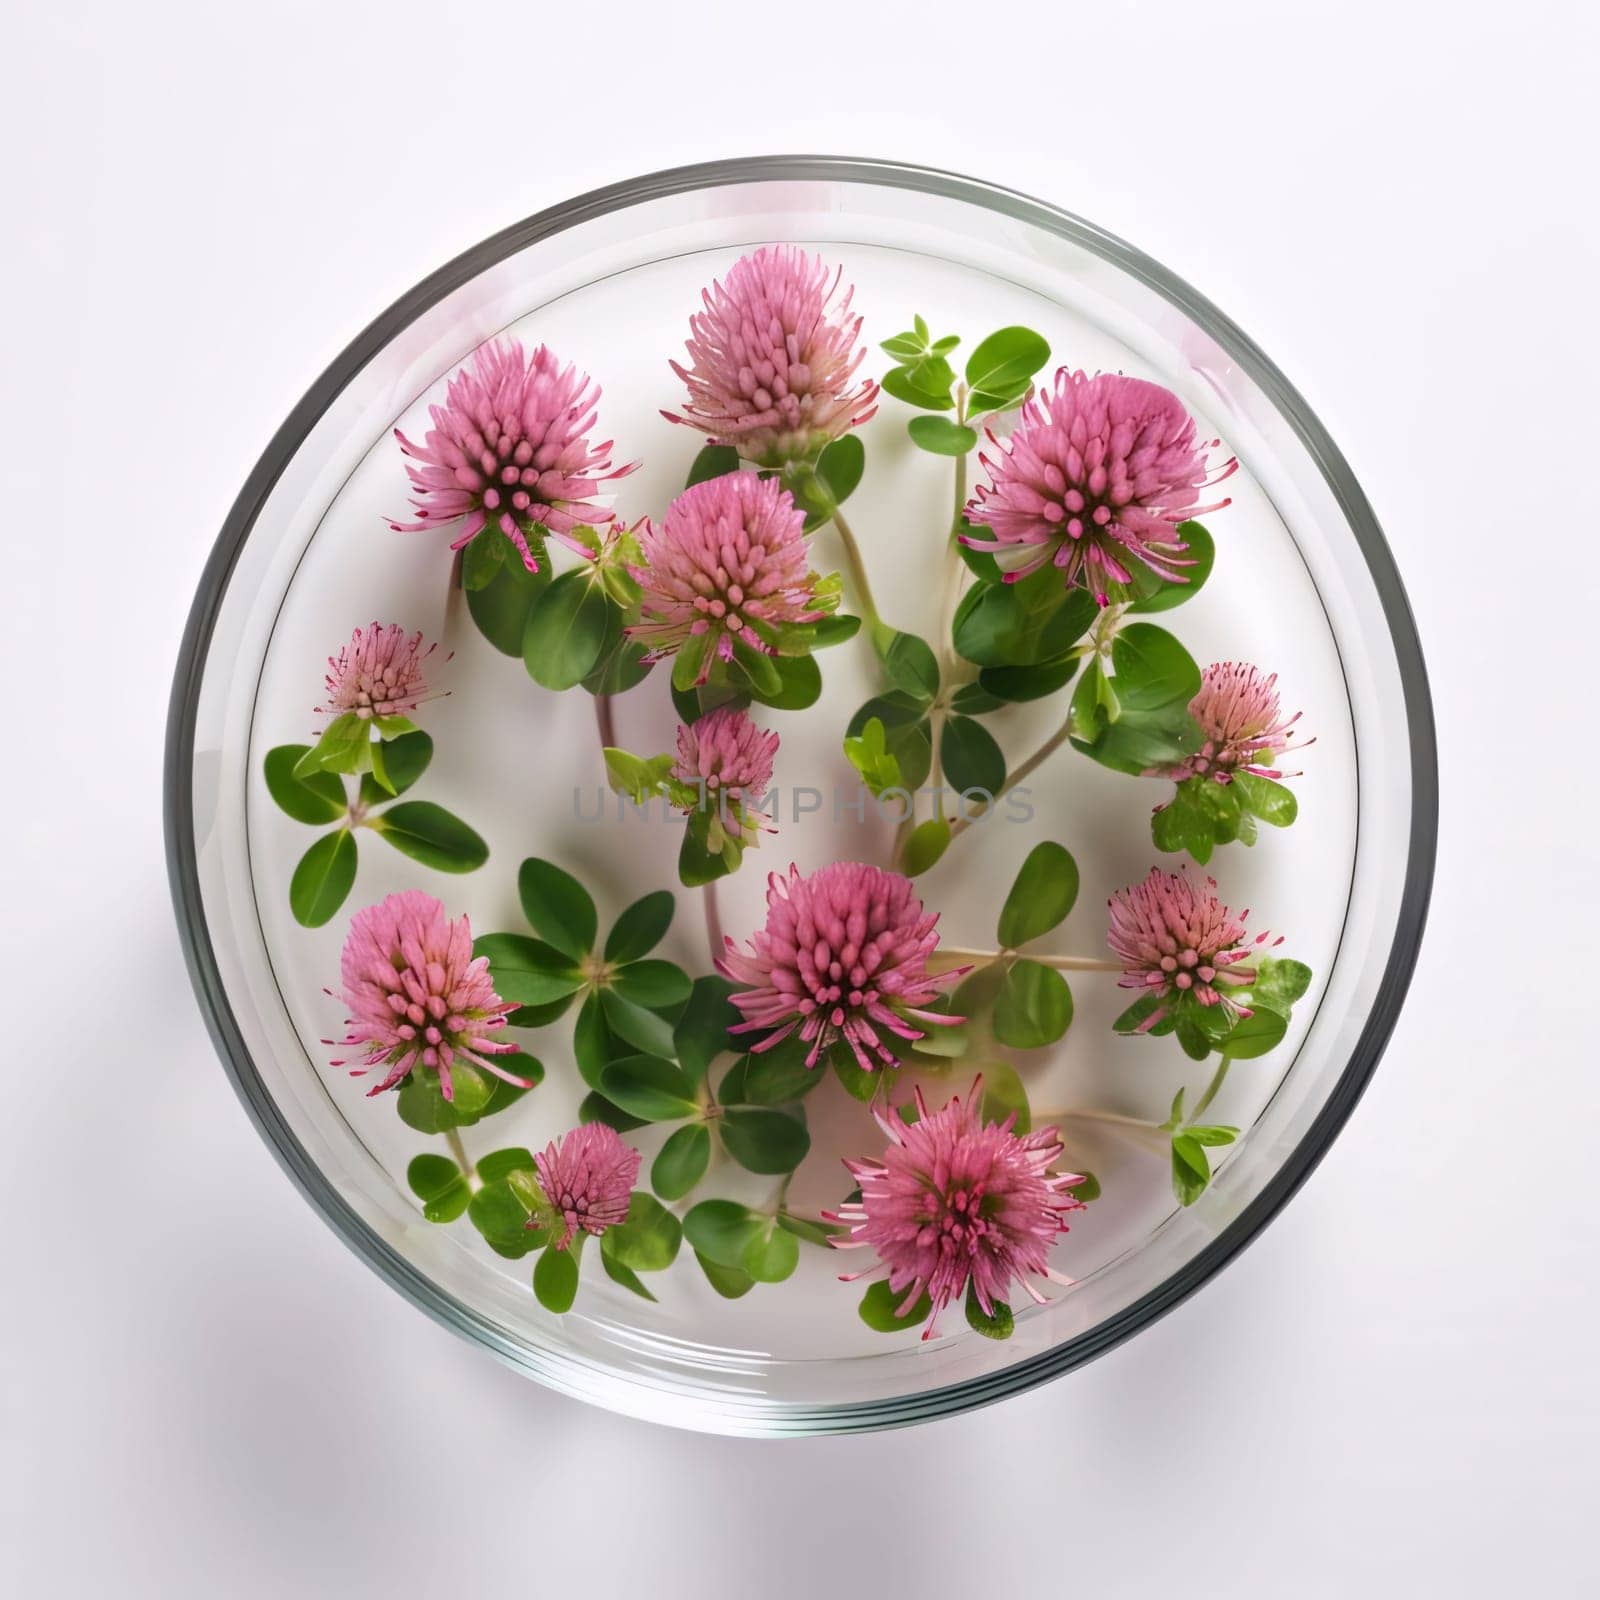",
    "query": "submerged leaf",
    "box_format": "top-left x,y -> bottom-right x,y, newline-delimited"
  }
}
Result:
289,829 -> 357,927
